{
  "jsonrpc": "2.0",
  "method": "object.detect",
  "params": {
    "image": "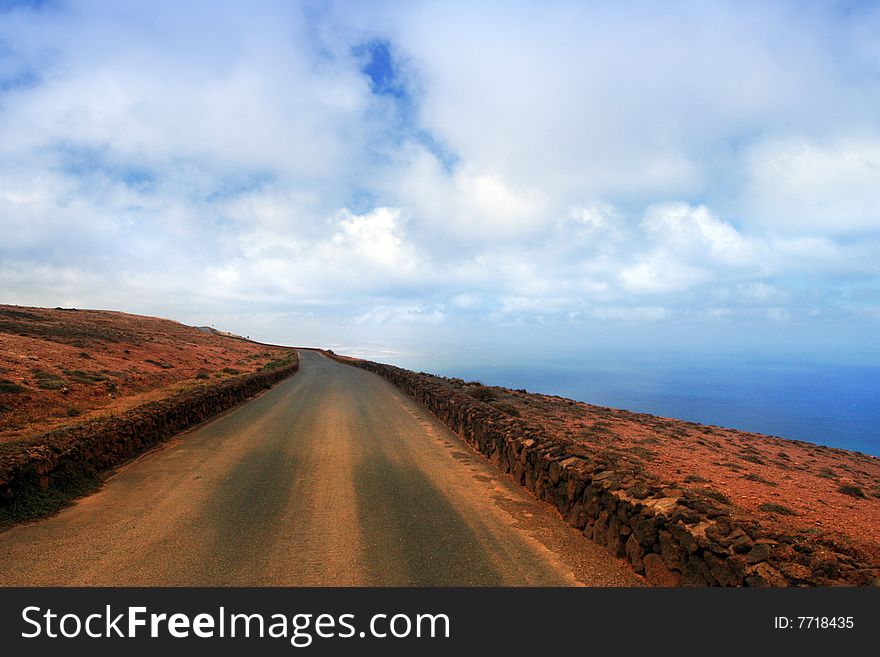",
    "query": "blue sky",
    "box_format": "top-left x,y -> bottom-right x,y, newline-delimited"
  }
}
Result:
1,0 -> 879,359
